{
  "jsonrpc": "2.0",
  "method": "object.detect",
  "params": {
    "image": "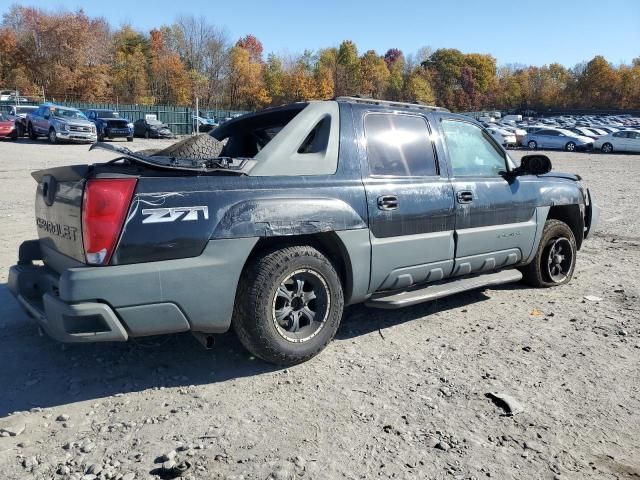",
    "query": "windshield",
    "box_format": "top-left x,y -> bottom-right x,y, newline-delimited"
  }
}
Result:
16,107 -> 36,115
52,108 -> 87,120
97,111 -> 120,119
